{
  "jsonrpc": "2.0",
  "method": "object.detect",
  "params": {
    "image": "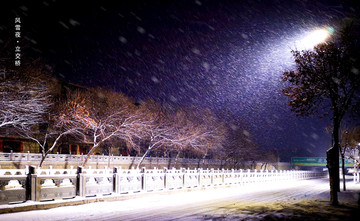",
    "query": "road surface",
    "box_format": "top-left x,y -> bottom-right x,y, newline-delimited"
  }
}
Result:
1,178 -> 359,220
